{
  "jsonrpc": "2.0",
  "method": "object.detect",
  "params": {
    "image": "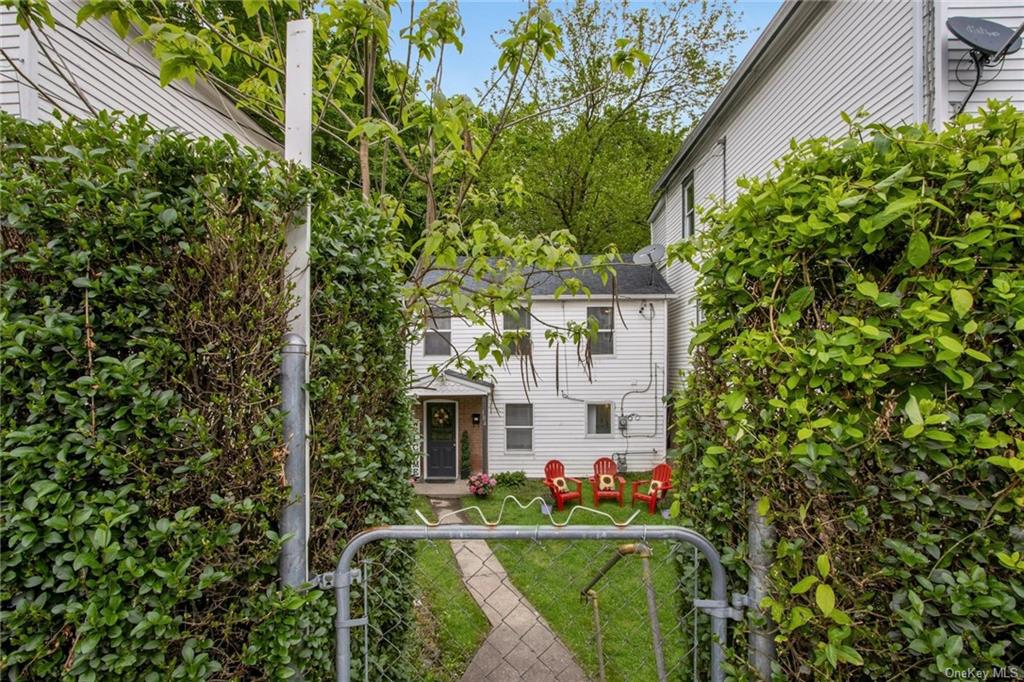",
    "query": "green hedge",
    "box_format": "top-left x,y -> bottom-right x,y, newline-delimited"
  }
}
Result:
672,103 -> 1023,679
1,112 -> 416,679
